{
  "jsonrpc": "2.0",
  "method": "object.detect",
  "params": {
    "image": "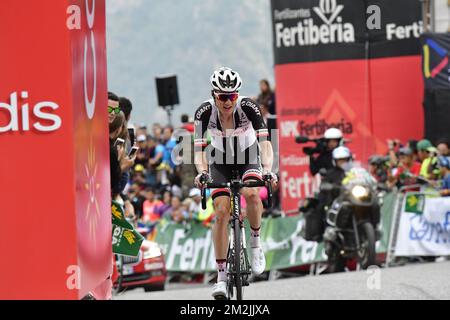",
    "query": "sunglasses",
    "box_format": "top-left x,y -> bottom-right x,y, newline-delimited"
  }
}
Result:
214,92 -> 239,102
108,106 -> 120,114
